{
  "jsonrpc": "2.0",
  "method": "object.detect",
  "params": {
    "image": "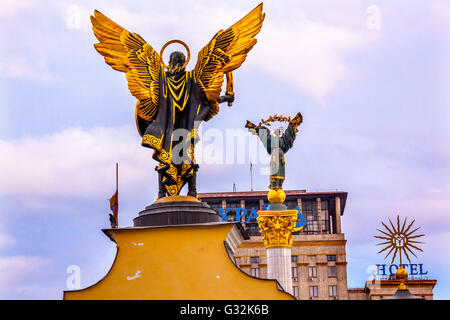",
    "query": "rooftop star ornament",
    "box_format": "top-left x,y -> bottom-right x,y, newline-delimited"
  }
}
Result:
374,215 -> 425,265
